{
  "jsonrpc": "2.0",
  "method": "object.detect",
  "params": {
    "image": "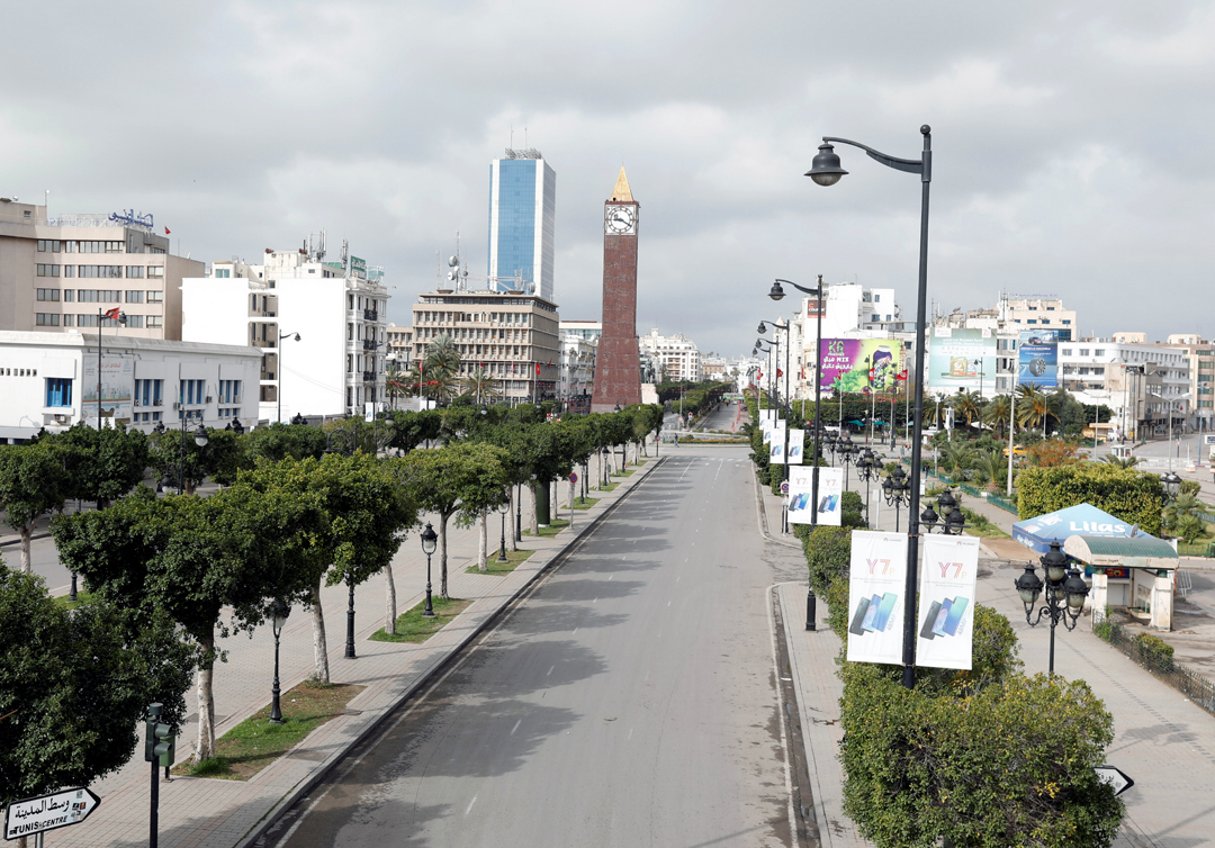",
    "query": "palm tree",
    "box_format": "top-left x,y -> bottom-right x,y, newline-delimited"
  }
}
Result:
938,441 -> 976,481
954,390 -> 983,429
422,335 -> 462,406
1101,454 -> 1139,469
461,367 -> 501,405
385,368 -> 410,410
984,394 -> 1012,440
971,447 -> 1007,490
1163,493 -> 1207,543
1016,385 -> 1051,435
